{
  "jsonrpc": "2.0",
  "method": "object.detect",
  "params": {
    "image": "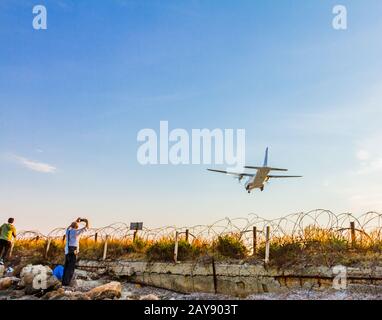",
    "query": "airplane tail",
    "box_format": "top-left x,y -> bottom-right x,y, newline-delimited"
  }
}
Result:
263,147 -> 268,167
244,147 -> 288,171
